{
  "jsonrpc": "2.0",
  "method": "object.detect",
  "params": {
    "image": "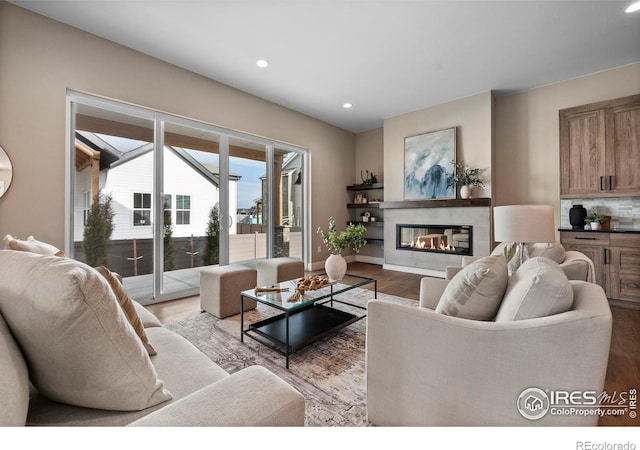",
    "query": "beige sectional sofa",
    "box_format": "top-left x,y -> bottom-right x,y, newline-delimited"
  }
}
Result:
0,249 -> 305,426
